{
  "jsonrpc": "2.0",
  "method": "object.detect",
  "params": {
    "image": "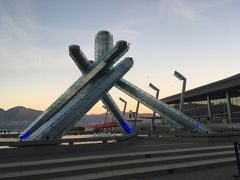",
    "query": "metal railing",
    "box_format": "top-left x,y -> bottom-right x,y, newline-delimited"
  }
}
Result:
0,133 -> 136,148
